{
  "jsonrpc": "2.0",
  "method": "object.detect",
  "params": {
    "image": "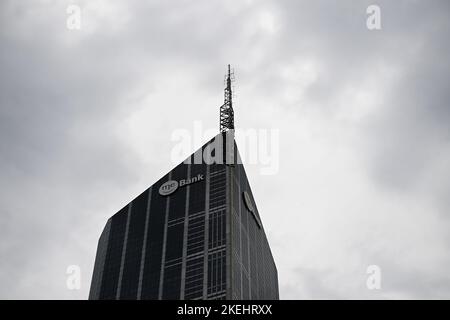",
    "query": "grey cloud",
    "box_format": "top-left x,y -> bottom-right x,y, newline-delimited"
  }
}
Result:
1,0 -> 449,299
